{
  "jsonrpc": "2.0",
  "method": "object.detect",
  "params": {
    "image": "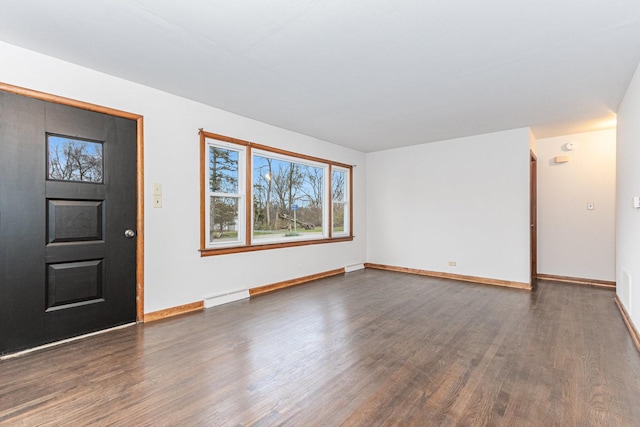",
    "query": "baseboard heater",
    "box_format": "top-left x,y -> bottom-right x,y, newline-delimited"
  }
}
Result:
345,263 -> 365,273
204,289 -> 250,308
